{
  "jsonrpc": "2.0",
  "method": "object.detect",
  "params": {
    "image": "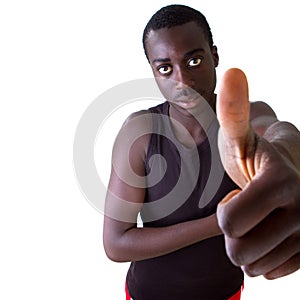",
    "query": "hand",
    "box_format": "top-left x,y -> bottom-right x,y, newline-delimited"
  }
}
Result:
216,68 -> 300,279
